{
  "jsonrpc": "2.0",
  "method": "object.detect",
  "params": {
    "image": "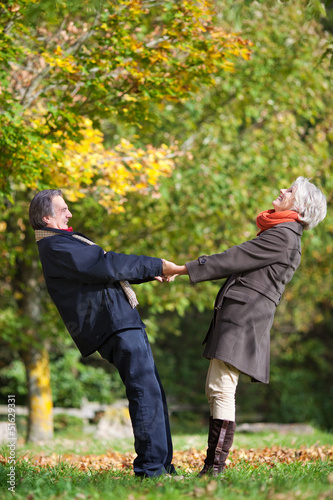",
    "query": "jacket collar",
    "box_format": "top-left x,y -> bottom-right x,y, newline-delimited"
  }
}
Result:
35,226 -> 91,242
270,221 -> 304,237
41,227 -> 72,234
